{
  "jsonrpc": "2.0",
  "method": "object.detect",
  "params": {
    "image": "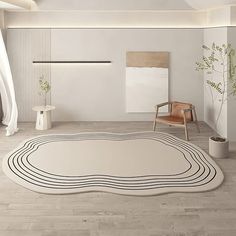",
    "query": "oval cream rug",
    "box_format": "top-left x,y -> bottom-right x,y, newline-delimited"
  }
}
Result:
2,132 -> 224,195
